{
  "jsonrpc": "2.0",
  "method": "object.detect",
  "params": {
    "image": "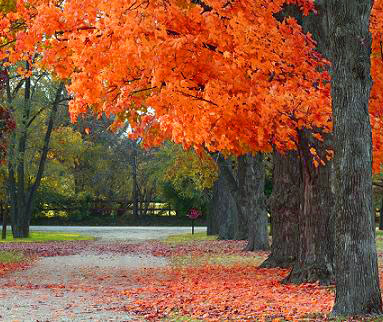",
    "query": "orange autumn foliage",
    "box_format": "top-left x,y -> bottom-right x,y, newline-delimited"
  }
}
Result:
0,0 -> 331,154
1,0 -> 383,171
370,2 -> 383,172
